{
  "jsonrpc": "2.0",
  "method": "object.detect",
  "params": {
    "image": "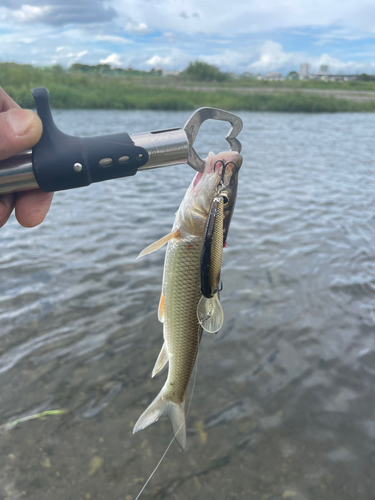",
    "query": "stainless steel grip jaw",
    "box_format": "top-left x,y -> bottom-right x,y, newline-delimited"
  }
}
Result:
0,88 -> 243,194
184,107 -> 243,173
